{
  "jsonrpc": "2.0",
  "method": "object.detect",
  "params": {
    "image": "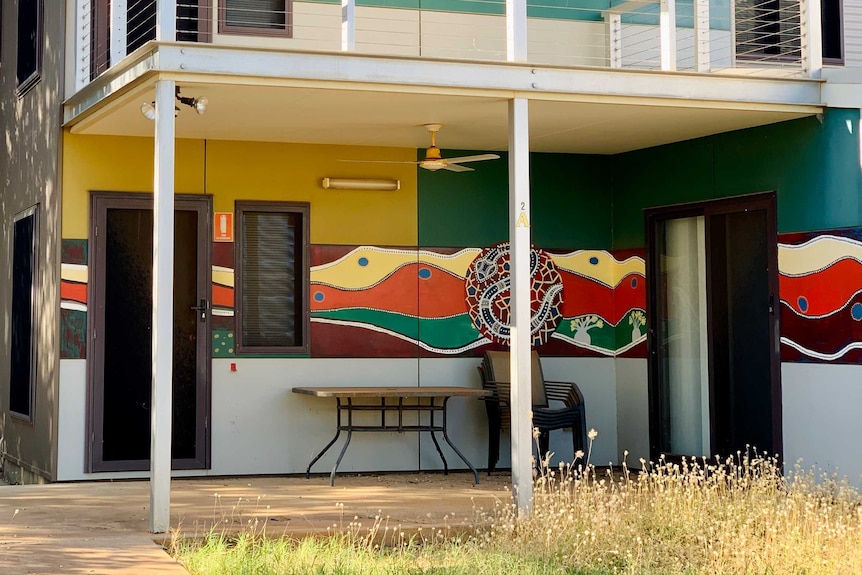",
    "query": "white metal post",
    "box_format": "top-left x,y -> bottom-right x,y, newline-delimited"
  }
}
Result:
694,0 -> 710,72
75,0 -> 92,91
157,0 -> 177,41
111,0 -> 127,64
342,0 -> 356,51
150,79 -> 176,535
506,0 -> 528,61
660,0 -> 677,71
608,13 -> 622,68
801,0 -> 823,78
508,97 -> 533,514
